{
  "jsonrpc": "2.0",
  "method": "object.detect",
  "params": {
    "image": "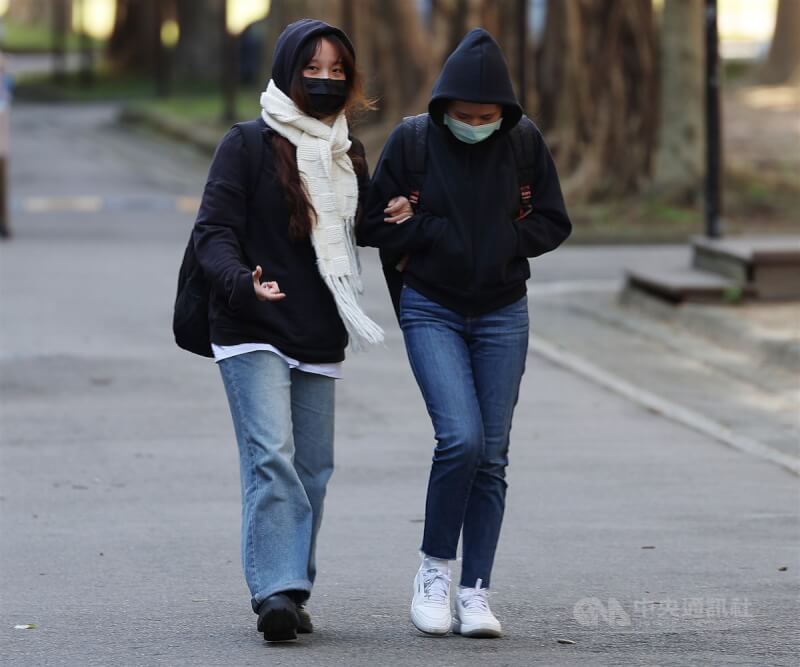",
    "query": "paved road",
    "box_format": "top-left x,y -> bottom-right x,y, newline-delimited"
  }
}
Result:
1,104 -> 798,666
